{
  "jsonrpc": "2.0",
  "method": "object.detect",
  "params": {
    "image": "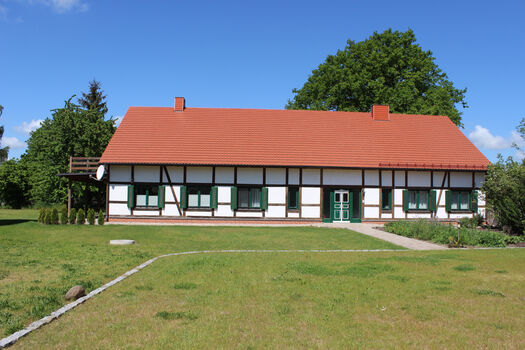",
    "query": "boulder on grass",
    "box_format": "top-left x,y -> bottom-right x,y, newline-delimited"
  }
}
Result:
65,285 -> 85,301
